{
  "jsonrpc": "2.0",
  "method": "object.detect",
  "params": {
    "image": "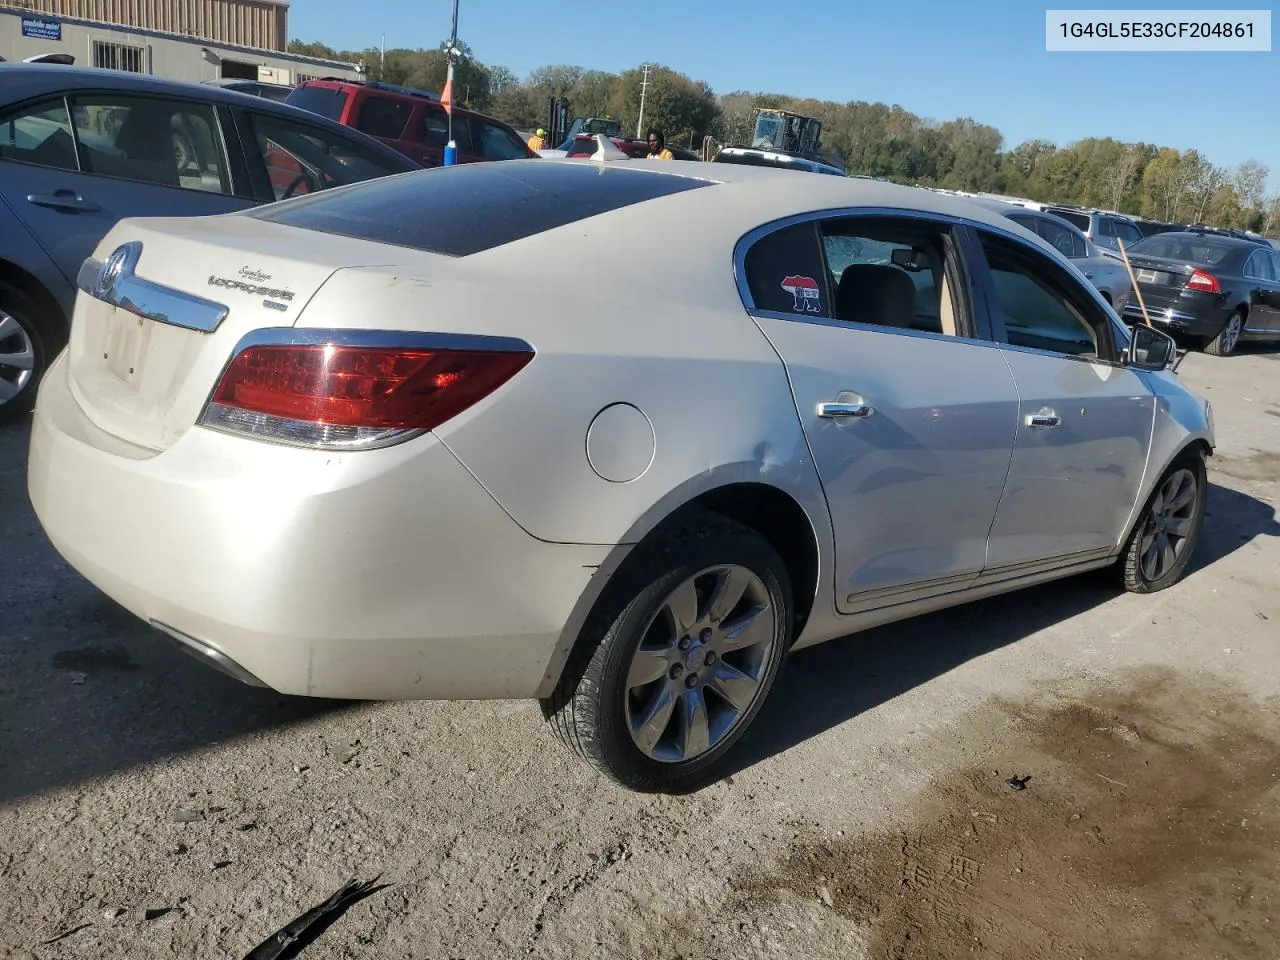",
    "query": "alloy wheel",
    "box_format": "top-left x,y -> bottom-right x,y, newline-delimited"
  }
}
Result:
1138,467 -> 1199,582
624,564 -> 777,763
0,309 -> 36,405
1220,314 -> 1242,354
